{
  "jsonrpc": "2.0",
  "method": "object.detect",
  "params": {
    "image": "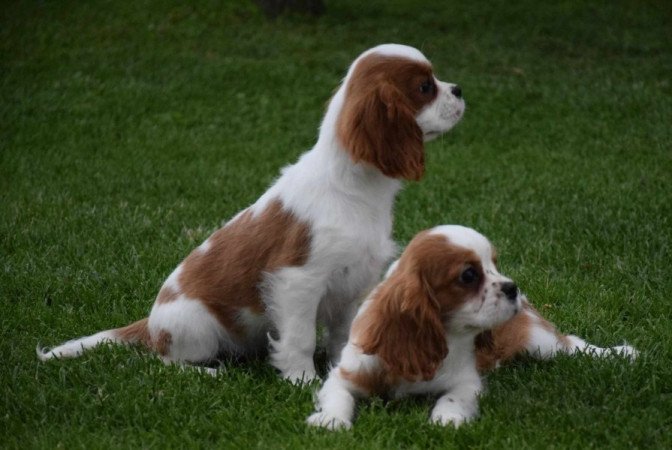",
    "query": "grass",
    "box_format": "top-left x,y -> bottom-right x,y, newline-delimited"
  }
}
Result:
1,0 -> 671,447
